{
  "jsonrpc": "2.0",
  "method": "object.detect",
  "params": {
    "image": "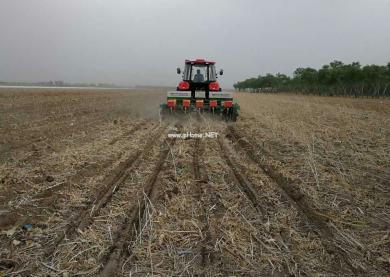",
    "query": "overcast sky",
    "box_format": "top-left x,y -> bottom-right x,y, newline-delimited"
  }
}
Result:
1,0 -> 390,88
